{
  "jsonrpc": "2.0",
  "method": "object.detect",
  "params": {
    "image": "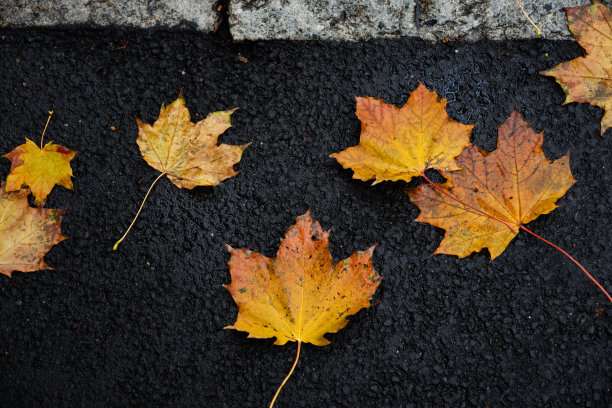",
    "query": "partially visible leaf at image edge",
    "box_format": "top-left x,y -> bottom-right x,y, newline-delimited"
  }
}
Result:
224,210 -> 382,407
541,1 -> 612,136
0,183 -> 66,277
